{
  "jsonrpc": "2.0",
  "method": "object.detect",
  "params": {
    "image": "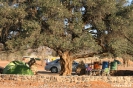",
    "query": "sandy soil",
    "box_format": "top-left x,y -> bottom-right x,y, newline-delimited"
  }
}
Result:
0,79 -> 132,88
0,80 -> 114,88
0,59 -> 133,88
